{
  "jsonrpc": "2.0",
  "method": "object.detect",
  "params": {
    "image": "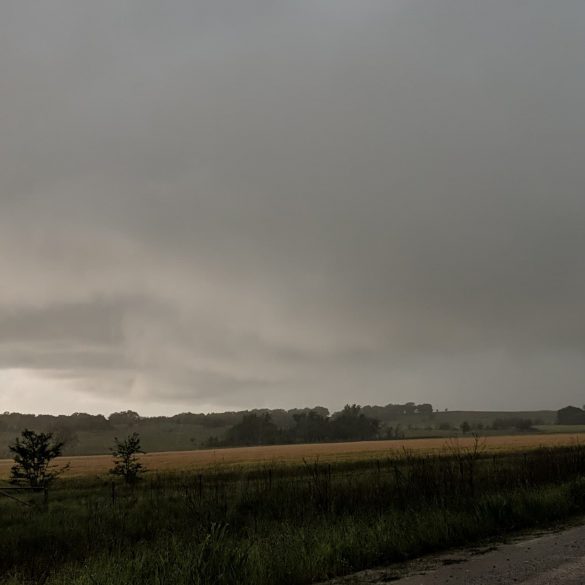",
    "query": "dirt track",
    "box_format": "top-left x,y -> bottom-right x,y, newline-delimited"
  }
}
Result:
322,521 -> 585,584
